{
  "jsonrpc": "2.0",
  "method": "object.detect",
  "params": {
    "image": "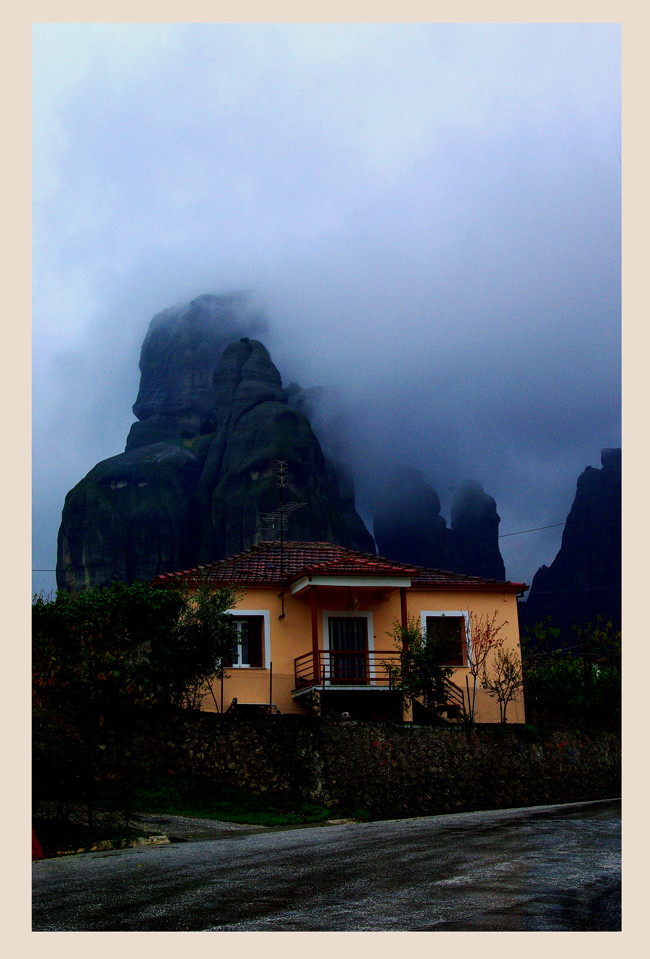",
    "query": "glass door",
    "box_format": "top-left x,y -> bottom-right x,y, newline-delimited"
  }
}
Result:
328,617 -> 368,683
